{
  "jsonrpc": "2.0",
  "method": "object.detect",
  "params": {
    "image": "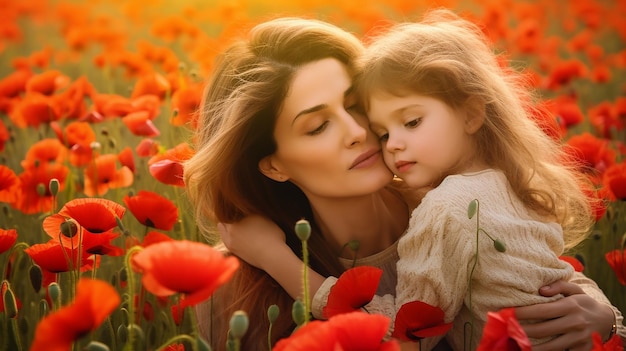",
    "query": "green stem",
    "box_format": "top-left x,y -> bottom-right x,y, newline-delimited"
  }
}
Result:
123,246 -> 143,351
302,239 -> 310,324
466,200 -> 481,351
10,318 -> 22,351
